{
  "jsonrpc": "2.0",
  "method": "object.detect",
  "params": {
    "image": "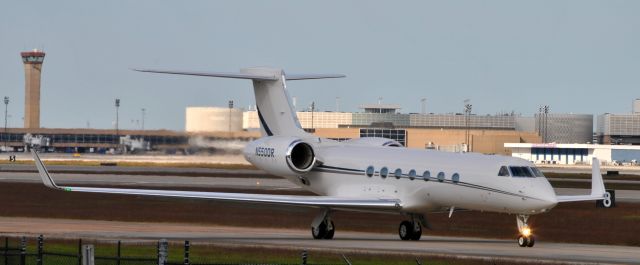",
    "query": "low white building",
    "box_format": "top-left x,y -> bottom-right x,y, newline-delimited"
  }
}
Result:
505,143 -> 640,165
186,107 -> 243,132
